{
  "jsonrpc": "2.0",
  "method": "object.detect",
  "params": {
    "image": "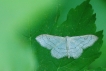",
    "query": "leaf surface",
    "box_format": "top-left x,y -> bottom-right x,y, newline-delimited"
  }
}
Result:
87,67 -> 106,71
